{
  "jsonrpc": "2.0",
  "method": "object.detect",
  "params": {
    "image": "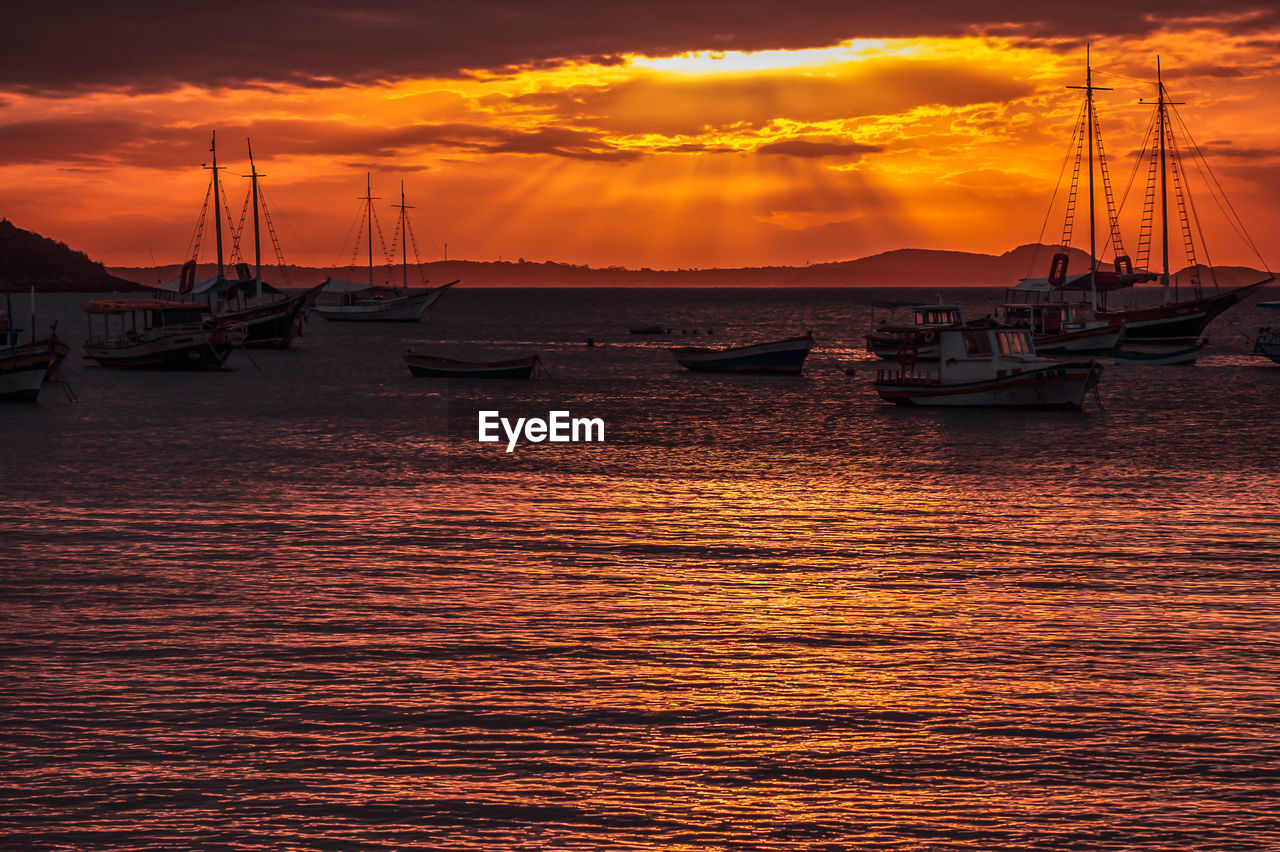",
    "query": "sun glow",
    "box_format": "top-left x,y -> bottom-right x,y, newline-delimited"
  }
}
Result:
0,29 -> 1277,271
631,40 -> 898,75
